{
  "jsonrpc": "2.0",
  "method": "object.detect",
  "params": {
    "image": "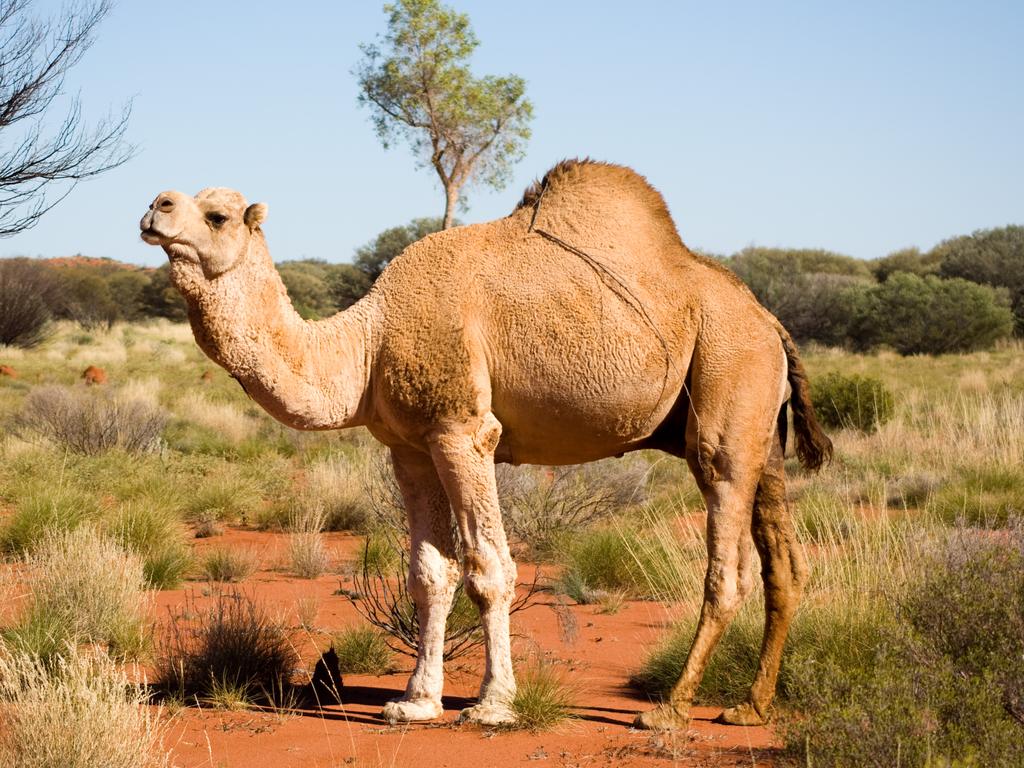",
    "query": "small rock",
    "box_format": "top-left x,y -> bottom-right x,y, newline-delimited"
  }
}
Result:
0,364 -> 17,378
82,365 -> 107,385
